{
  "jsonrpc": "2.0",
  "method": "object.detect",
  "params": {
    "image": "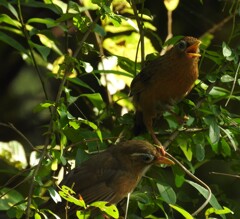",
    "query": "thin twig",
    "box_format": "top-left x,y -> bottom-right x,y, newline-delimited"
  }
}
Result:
225,60 -> 240,106
166,152 -> 212,216
210,171 -> 240,179
0,122 -> 39,152
131,0 -> 145,68
73,15 -> 100,58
